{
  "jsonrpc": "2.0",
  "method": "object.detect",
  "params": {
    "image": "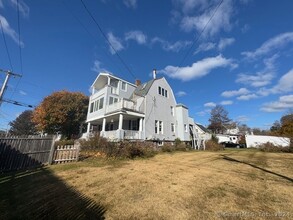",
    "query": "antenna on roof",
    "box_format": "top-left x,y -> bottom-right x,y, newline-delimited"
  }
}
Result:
152,69 -> 156,79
